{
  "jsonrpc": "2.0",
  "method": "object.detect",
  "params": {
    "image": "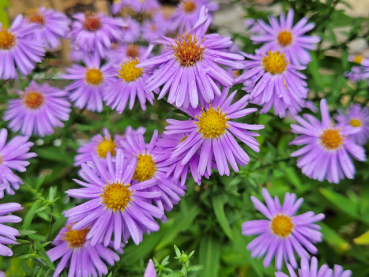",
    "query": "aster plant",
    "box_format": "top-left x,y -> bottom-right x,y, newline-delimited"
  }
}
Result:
4,81 -> 71,137
242,189 -> 325,270
290,99 -> 366,183
0,15 -> 45,80
0,203 -> 22,256
137,7 -> 244,109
